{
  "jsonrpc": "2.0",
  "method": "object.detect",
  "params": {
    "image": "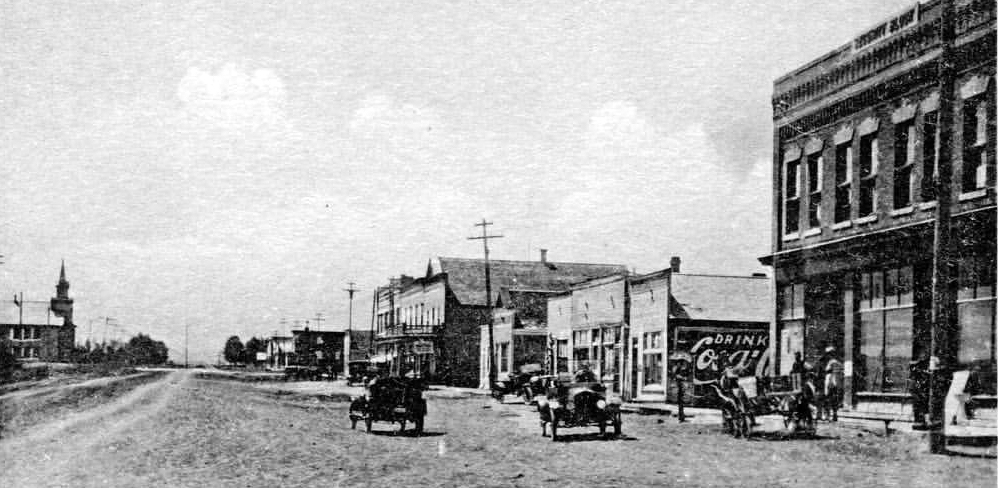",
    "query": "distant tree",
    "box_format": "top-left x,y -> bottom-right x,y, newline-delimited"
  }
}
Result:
223,336 -> 245,365
243,337 -> 265,365
125,334 -> 169,365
